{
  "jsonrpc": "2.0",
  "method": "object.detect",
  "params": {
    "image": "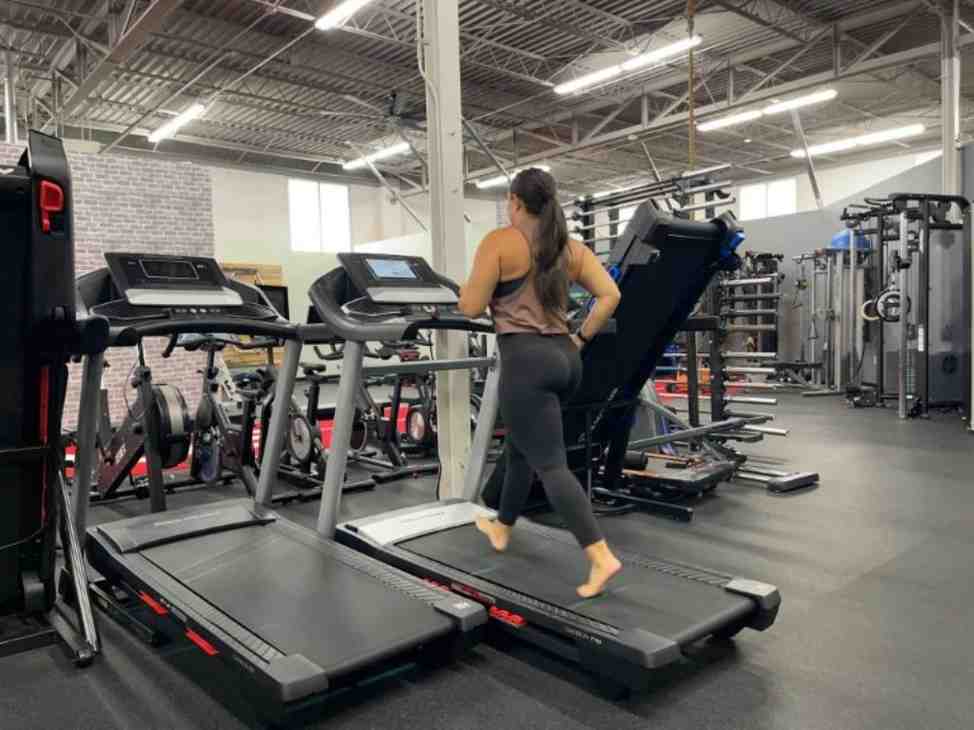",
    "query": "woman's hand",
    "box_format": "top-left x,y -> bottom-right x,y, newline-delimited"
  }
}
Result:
570,333 -> 585,350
